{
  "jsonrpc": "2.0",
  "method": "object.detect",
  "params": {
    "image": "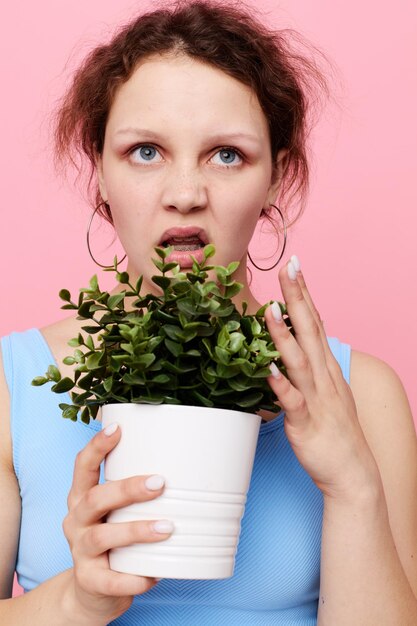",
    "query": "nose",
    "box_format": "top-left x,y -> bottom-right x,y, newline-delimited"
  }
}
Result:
161,164 -> 208,214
